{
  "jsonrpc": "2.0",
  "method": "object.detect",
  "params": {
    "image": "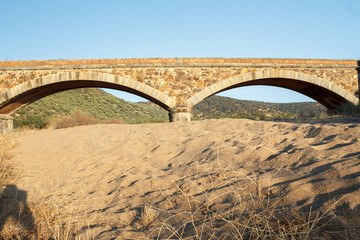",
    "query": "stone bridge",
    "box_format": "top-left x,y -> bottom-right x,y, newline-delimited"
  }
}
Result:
0,58 -> 359,131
